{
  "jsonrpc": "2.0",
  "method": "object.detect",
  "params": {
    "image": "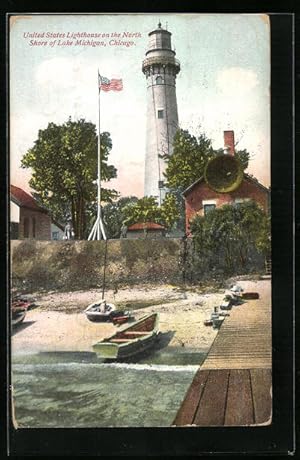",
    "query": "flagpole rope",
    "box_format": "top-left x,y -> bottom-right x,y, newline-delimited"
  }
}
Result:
101,238 -> 108,300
